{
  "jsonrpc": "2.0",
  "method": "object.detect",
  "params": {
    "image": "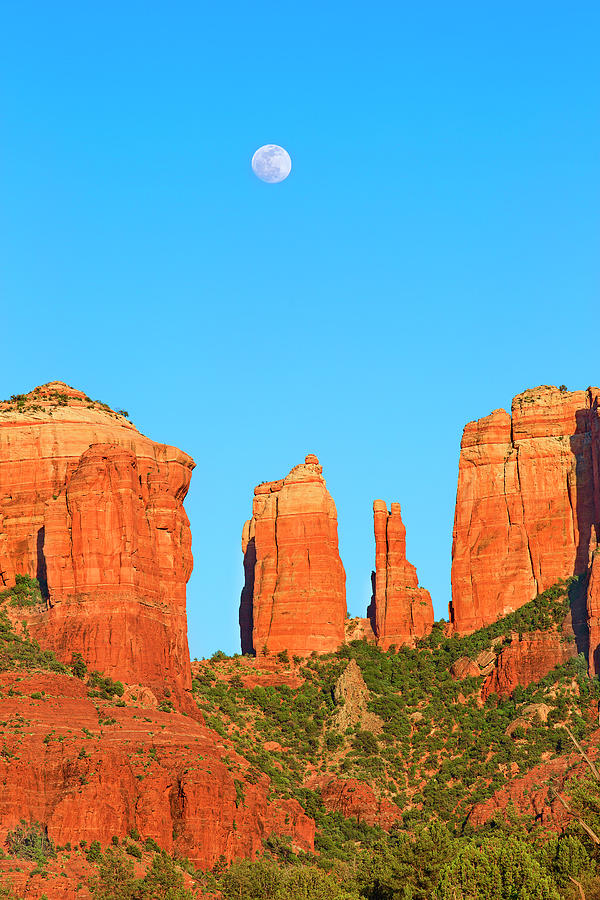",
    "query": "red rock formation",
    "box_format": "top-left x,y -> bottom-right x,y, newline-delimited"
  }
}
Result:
0,383 -> 194,701
587,550 -> 600,677
450,386 -> 600,634
481,630 -> 577,700
467,754 -> 582,832
368,500 -> 434,649
240,454 -> 346,656
314,777 -> 402,830
0,670 -> 314,870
